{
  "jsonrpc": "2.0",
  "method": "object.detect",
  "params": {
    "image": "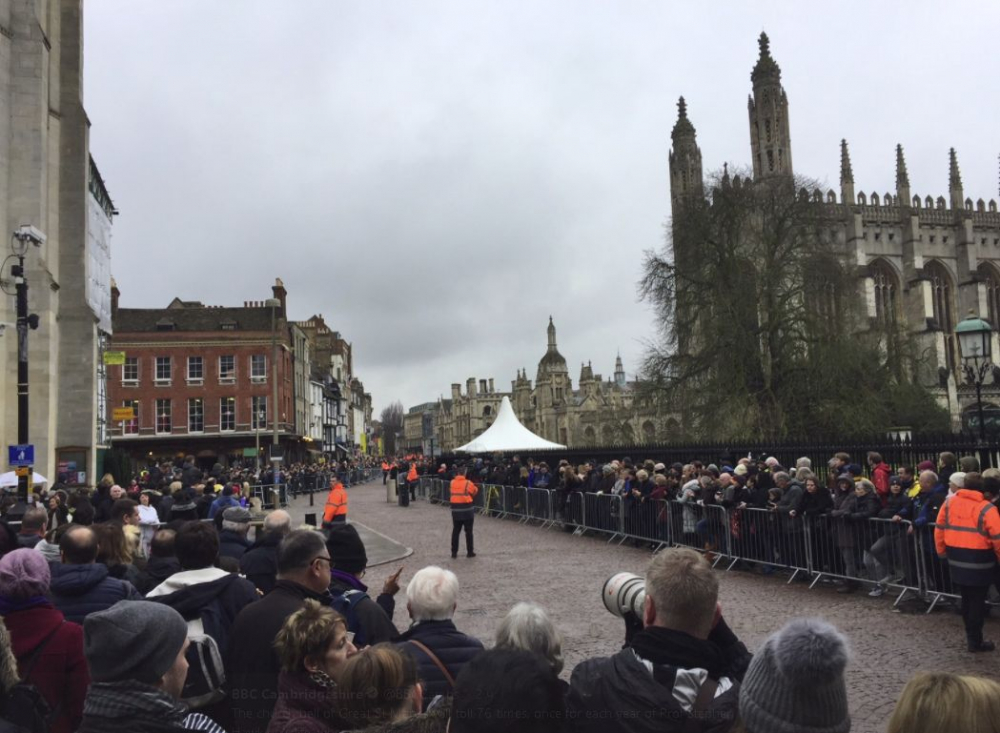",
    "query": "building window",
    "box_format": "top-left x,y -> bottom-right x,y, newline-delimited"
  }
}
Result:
123,357 -> 138,384
926,260 -> 956,372
979,264 -> 1000,328
188,398 -> 204,433
155,356 -> 171,383
220,397 -> 236,432
156,399 -> 172,433
122,400 -> 139,435
219,355 -> 236,383
252,396 -> 267,429
871,260 -> 899,325
251,354 -> 267,382
187,356 -> 203,383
